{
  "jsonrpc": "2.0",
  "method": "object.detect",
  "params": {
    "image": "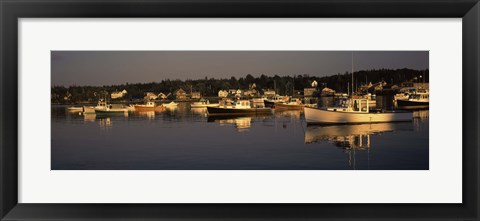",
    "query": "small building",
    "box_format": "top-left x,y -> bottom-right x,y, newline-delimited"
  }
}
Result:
218,90 -> 229,98
175,89 -> 187,100
229,89 -> 237,95
311,80 -> 318,87
244,89 -> 257,97
191,92 -> 201,99
235,89 -> 243,98
158,93 -> 168,100
304,88 -> 316,97
144,92 -> 158,100
321,87 -> 335,97
111,89 -> 127,99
